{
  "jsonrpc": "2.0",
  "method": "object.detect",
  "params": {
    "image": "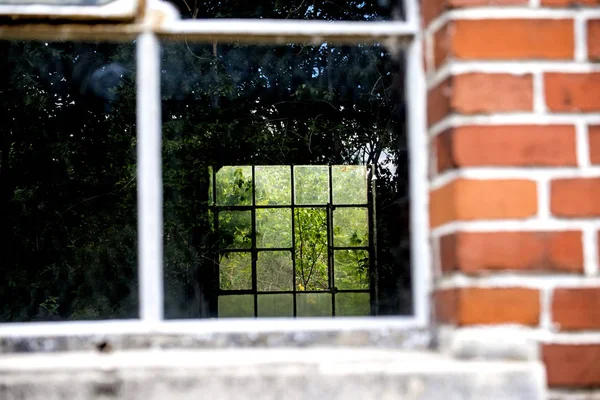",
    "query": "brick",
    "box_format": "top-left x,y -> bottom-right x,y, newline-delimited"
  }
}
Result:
439,234 -> 457,273
430,179 -> 537,227
452,73 -> 533,114
440,231 -> 583,274
450,0 -> 528,5
435,125 -> 577,172
422,0 -> 527,26
590,20 -> 600,61
434,19 -> 573,68
434,288 -> 458,323
435,287 -> 540,326
552,288 -> 600,330
427,78 -> 451,127
545,73 -> 600,112
430,180 -> 456,227
551,178 -> 600,217
590,126 -> 600,165
542,0 -> 600,6
542,344 -> 600,387
433,23 -> 450,70
427,74 -> 533,126
423,38 -> 429,74
435,129 -> 455,173
422,0 -> 446,27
